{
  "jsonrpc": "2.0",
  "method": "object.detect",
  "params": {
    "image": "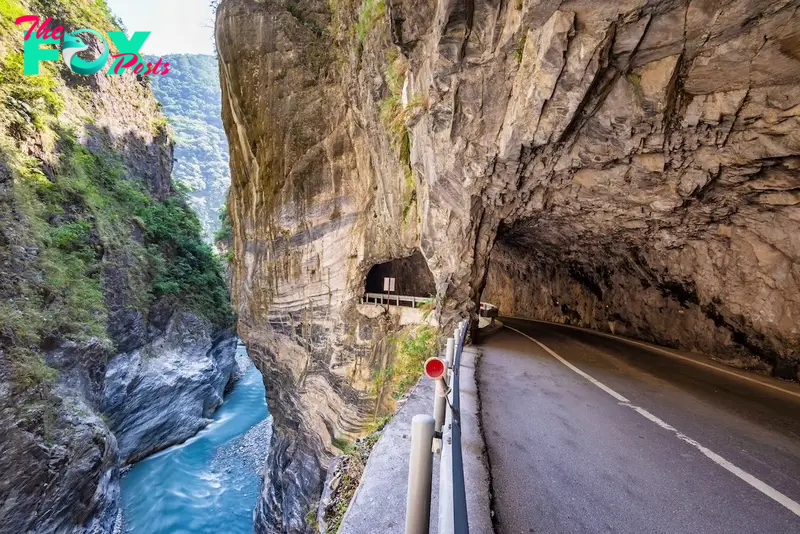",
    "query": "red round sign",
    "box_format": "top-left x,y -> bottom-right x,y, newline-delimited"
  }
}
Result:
424,357 -> 446,379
